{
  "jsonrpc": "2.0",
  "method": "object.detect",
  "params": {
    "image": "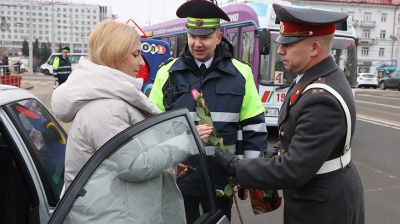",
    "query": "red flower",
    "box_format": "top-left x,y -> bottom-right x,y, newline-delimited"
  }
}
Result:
191,89 -> 202,101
